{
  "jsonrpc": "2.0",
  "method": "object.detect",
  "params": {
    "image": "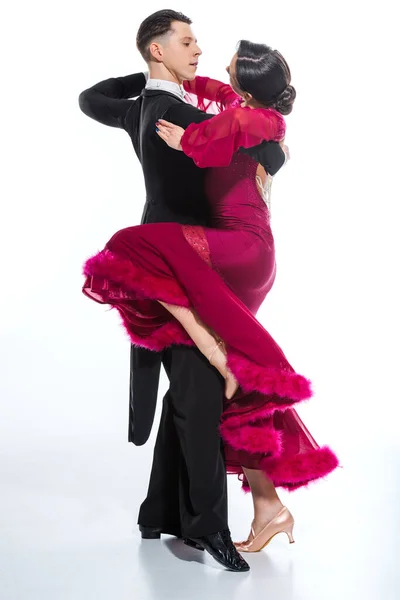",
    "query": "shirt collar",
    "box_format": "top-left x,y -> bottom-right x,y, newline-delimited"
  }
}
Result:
145,78 -> 186,100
